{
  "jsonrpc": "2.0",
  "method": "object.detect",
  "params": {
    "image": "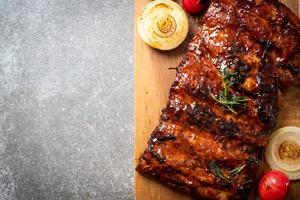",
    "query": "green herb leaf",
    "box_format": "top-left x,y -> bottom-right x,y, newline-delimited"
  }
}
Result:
211,67 -> 249,114
209,161 -> 246,182
209,161 -> 229,181
228,164 -> 246,179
